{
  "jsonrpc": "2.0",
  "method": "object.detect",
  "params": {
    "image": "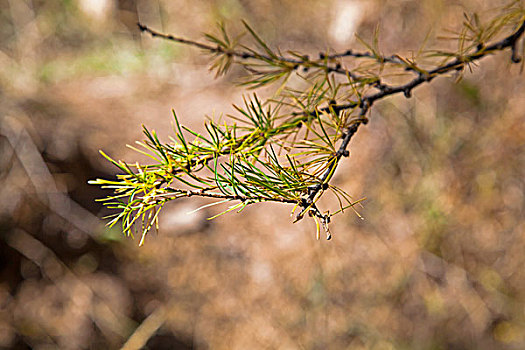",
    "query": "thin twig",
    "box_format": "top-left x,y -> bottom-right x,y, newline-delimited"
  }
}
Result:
138,23 -> 366,81
165,187 -> 298,204
138,22 -> 299,64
